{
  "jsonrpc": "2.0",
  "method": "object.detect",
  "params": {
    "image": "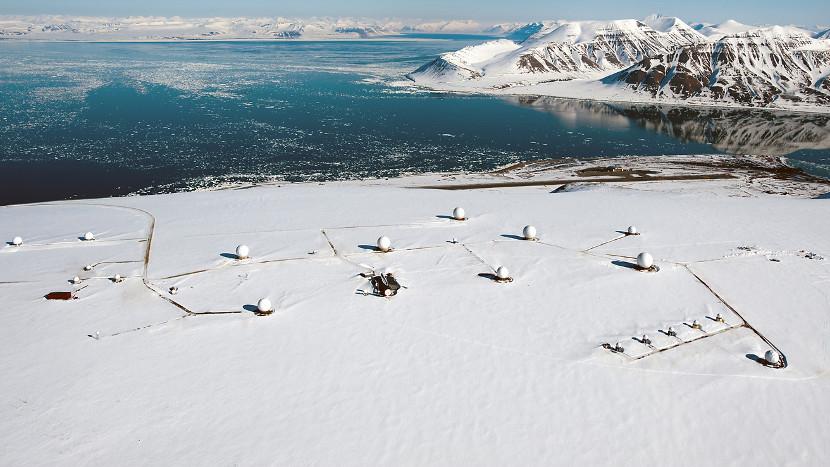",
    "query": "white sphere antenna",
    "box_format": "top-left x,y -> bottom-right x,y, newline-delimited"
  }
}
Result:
83,231 -> 95,241
236,244 -> 250,260
377,236 -> 392,252
627,226 -> 638,235
11,236 -> 23,246
452,207 -> 466,221
257,298 -> 273,314
496,266 -> 510,280
522,225 -> 537,240
636,252 -> 654,270
765,349 -> 781,366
